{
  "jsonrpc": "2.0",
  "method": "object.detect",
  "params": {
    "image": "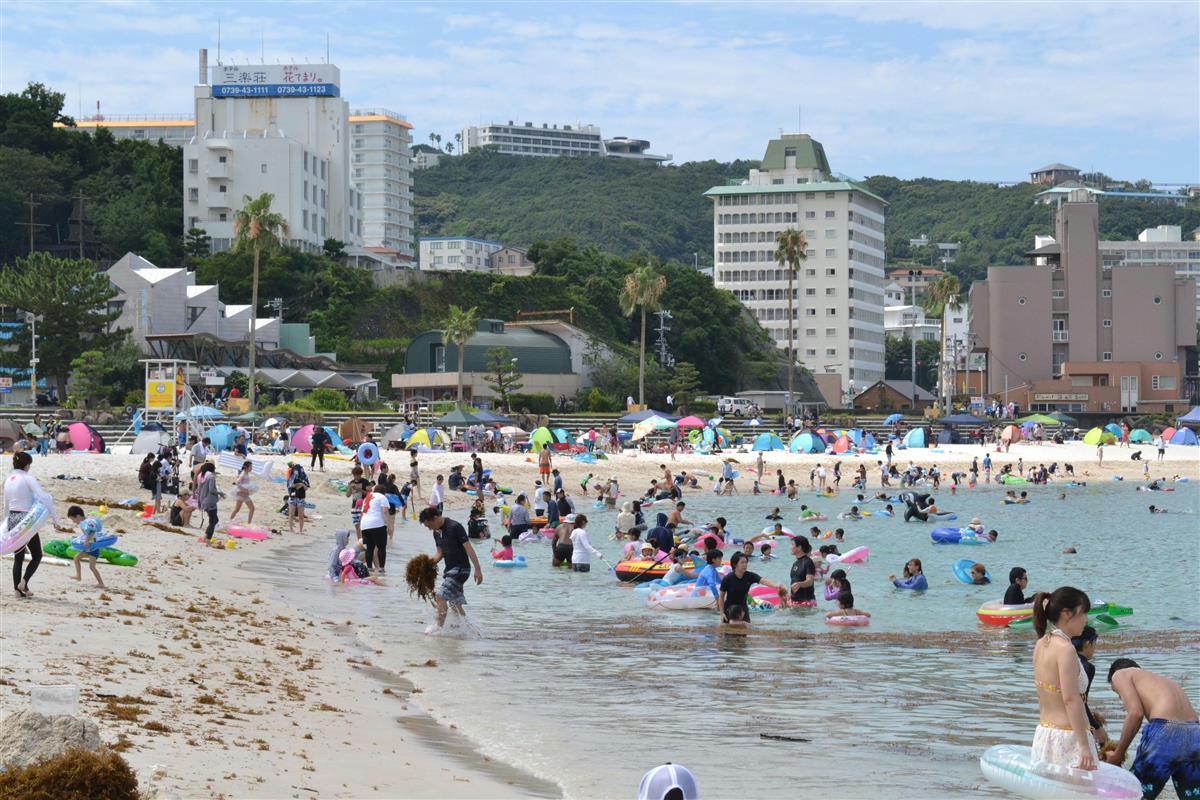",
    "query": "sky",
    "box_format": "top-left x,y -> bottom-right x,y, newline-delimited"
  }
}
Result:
1,1 -> 1197,183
